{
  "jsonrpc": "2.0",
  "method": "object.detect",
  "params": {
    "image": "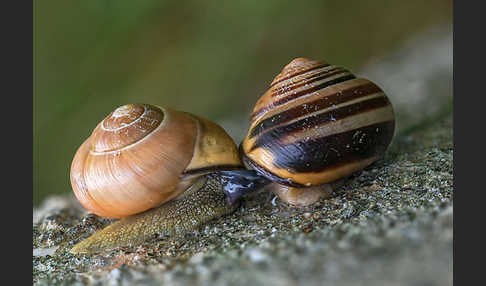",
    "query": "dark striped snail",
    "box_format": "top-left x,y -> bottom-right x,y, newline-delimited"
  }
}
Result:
241,57 -> 395,205
69,58 -> 395,254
